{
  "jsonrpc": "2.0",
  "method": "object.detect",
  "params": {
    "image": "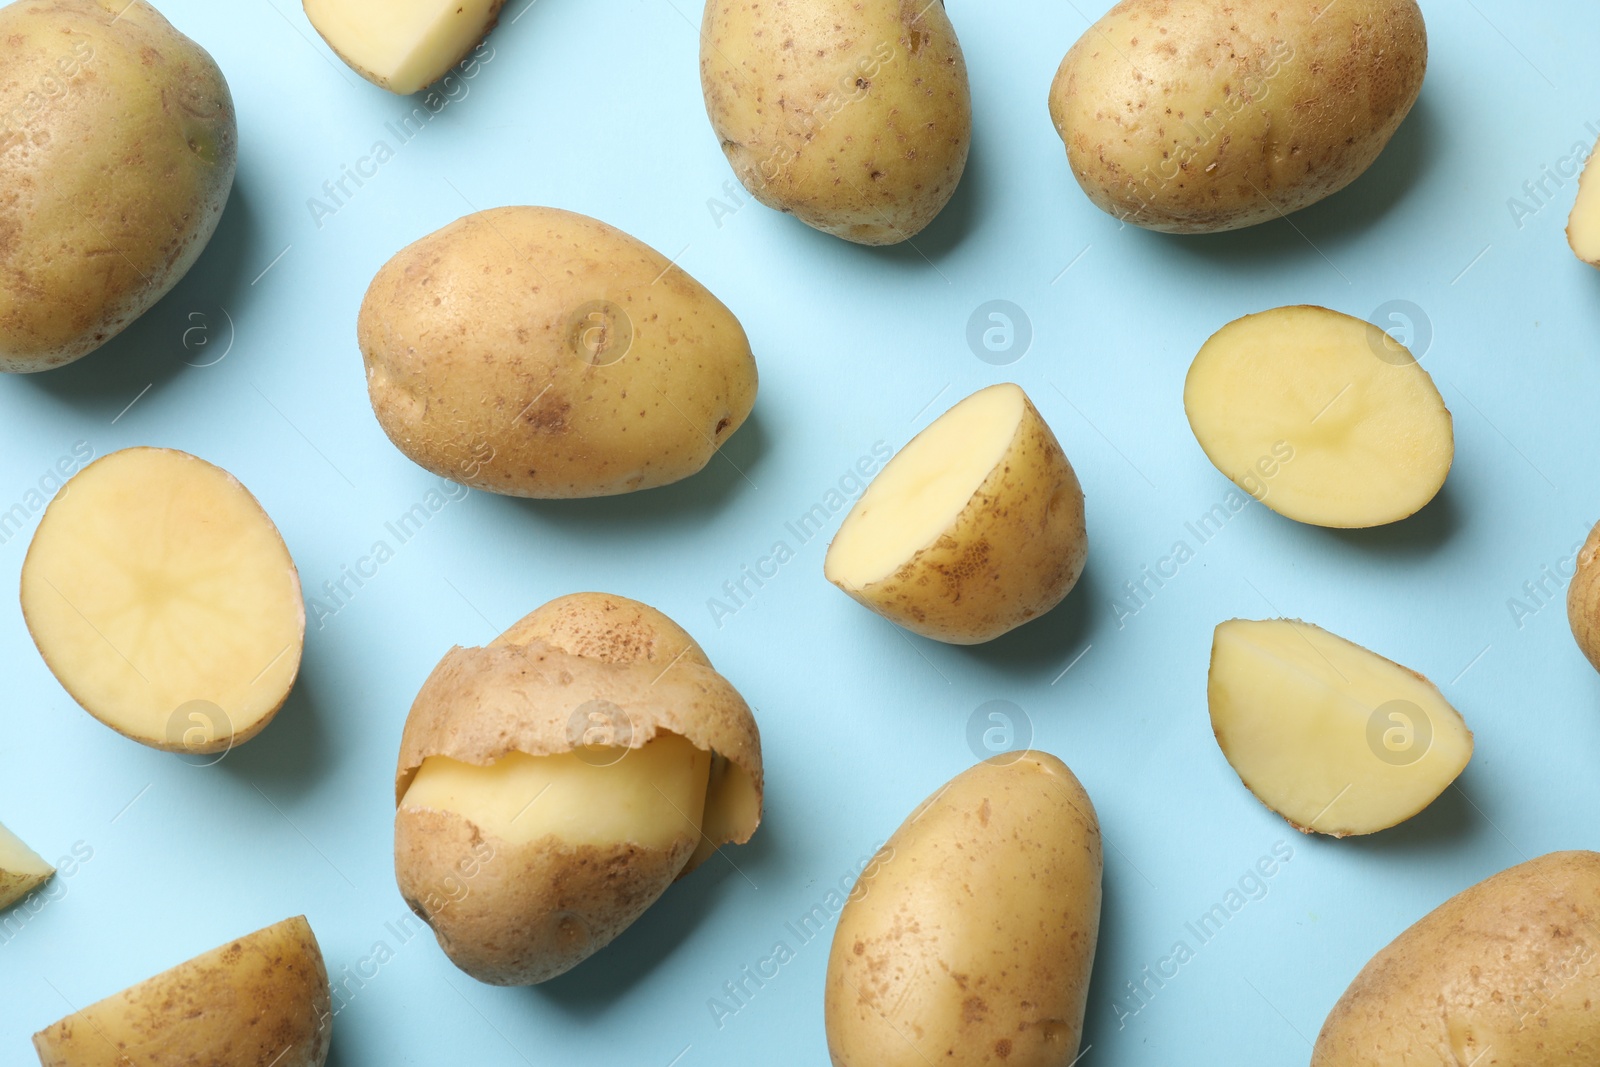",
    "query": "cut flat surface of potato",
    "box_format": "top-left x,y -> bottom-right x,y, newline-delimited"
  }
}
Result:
1209,619 -> 1473,837
0,821 -> 53,910
304,0 -> 501,94
1185,306 -> 1453,528
1570,140 -> 1600,268
21,448 -> 304,753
